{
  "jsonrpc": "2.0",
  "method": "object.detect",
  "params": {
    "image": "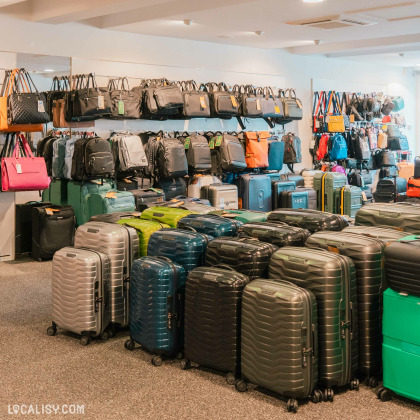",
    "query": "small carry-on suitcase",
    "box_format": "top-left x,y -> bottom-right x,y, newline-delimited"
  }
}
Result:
200,183 -> 238,210
209,209 -> 268,223
74,222 -> 139,330
237,174 -> 271,212
89,211 -> 141,223
124,256 -> 187,366
272,180 -> 296,209
269,247 -> 359,396
141,206 -> 194,228
342,226 -> 409,243
333,186 -> 363,218
181,266 -> 250,383
147,228 -> 210,274
280,173 -> 304,187
87,191 -> 135,219
131,188 -> 165,211
302,170 -> 323,188
187,175 -> 221,198
238,221 -> 310,247
314,172 -> 347,213
47,247 -> 111,345
355,203 -> 420,233
306,232 -> 386,386
42,179 -> 68,206
238,279 -> 320,413
267,209 -> 349,233
280,187 -> 317,210
156,177 -> 187,200
378,288 -> 420,403
177,214 -> 239,237
31,205 -> 76,261
205,237 -> 278,280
